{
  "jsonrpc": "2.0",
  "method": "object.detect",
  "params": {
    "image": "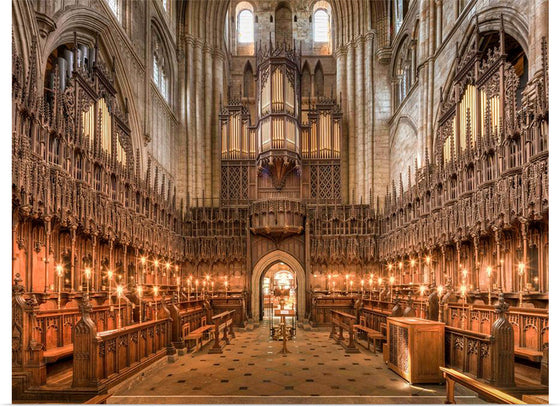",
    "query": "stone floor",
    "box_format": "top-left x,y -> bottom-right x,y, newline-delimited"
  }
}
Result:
109,324 -> 484,404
